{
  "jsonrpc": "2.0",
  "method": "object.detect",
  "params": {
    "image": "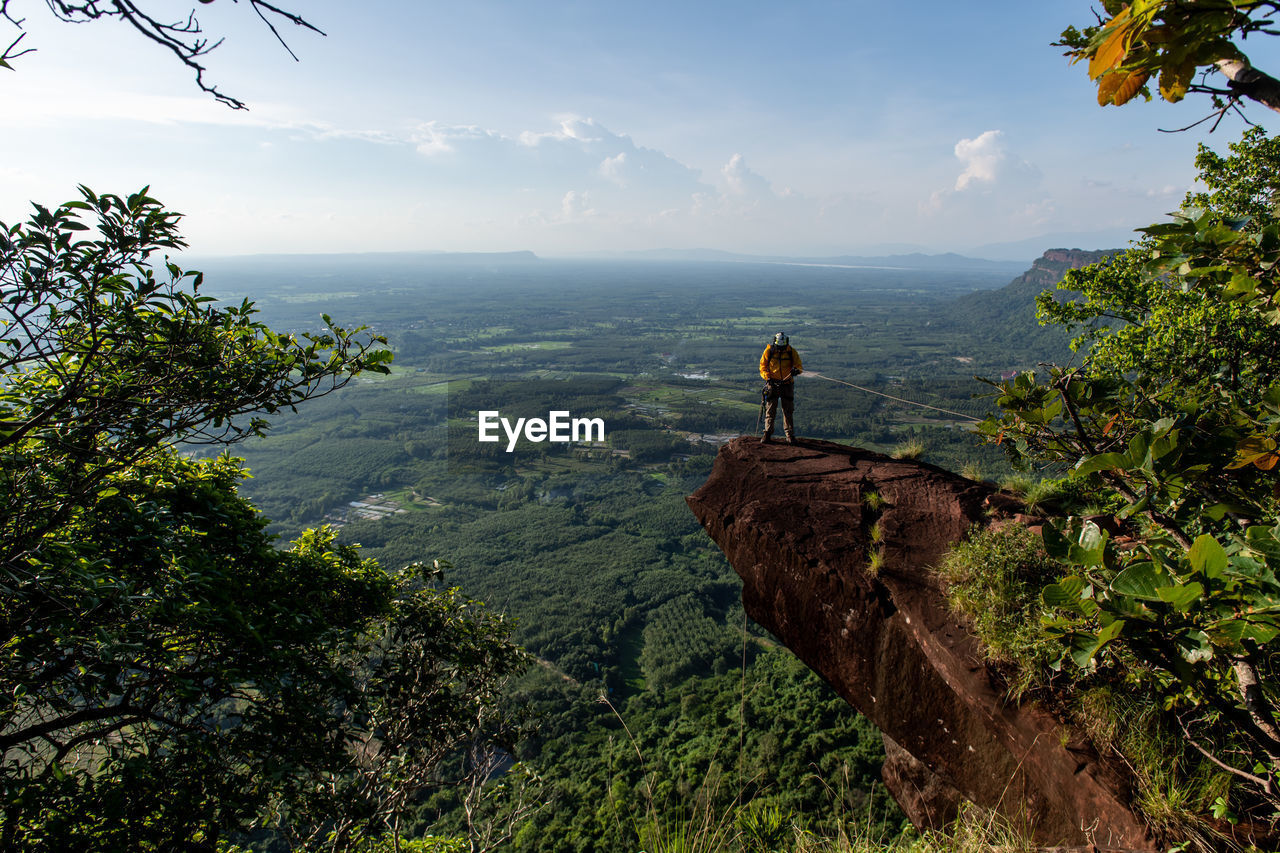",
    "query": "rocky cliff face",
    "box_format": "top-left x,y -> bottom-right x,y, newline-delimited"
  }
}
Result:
686,437 -> 1154,851
941,247 -> 1116,362
994,247 -> 1116,301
